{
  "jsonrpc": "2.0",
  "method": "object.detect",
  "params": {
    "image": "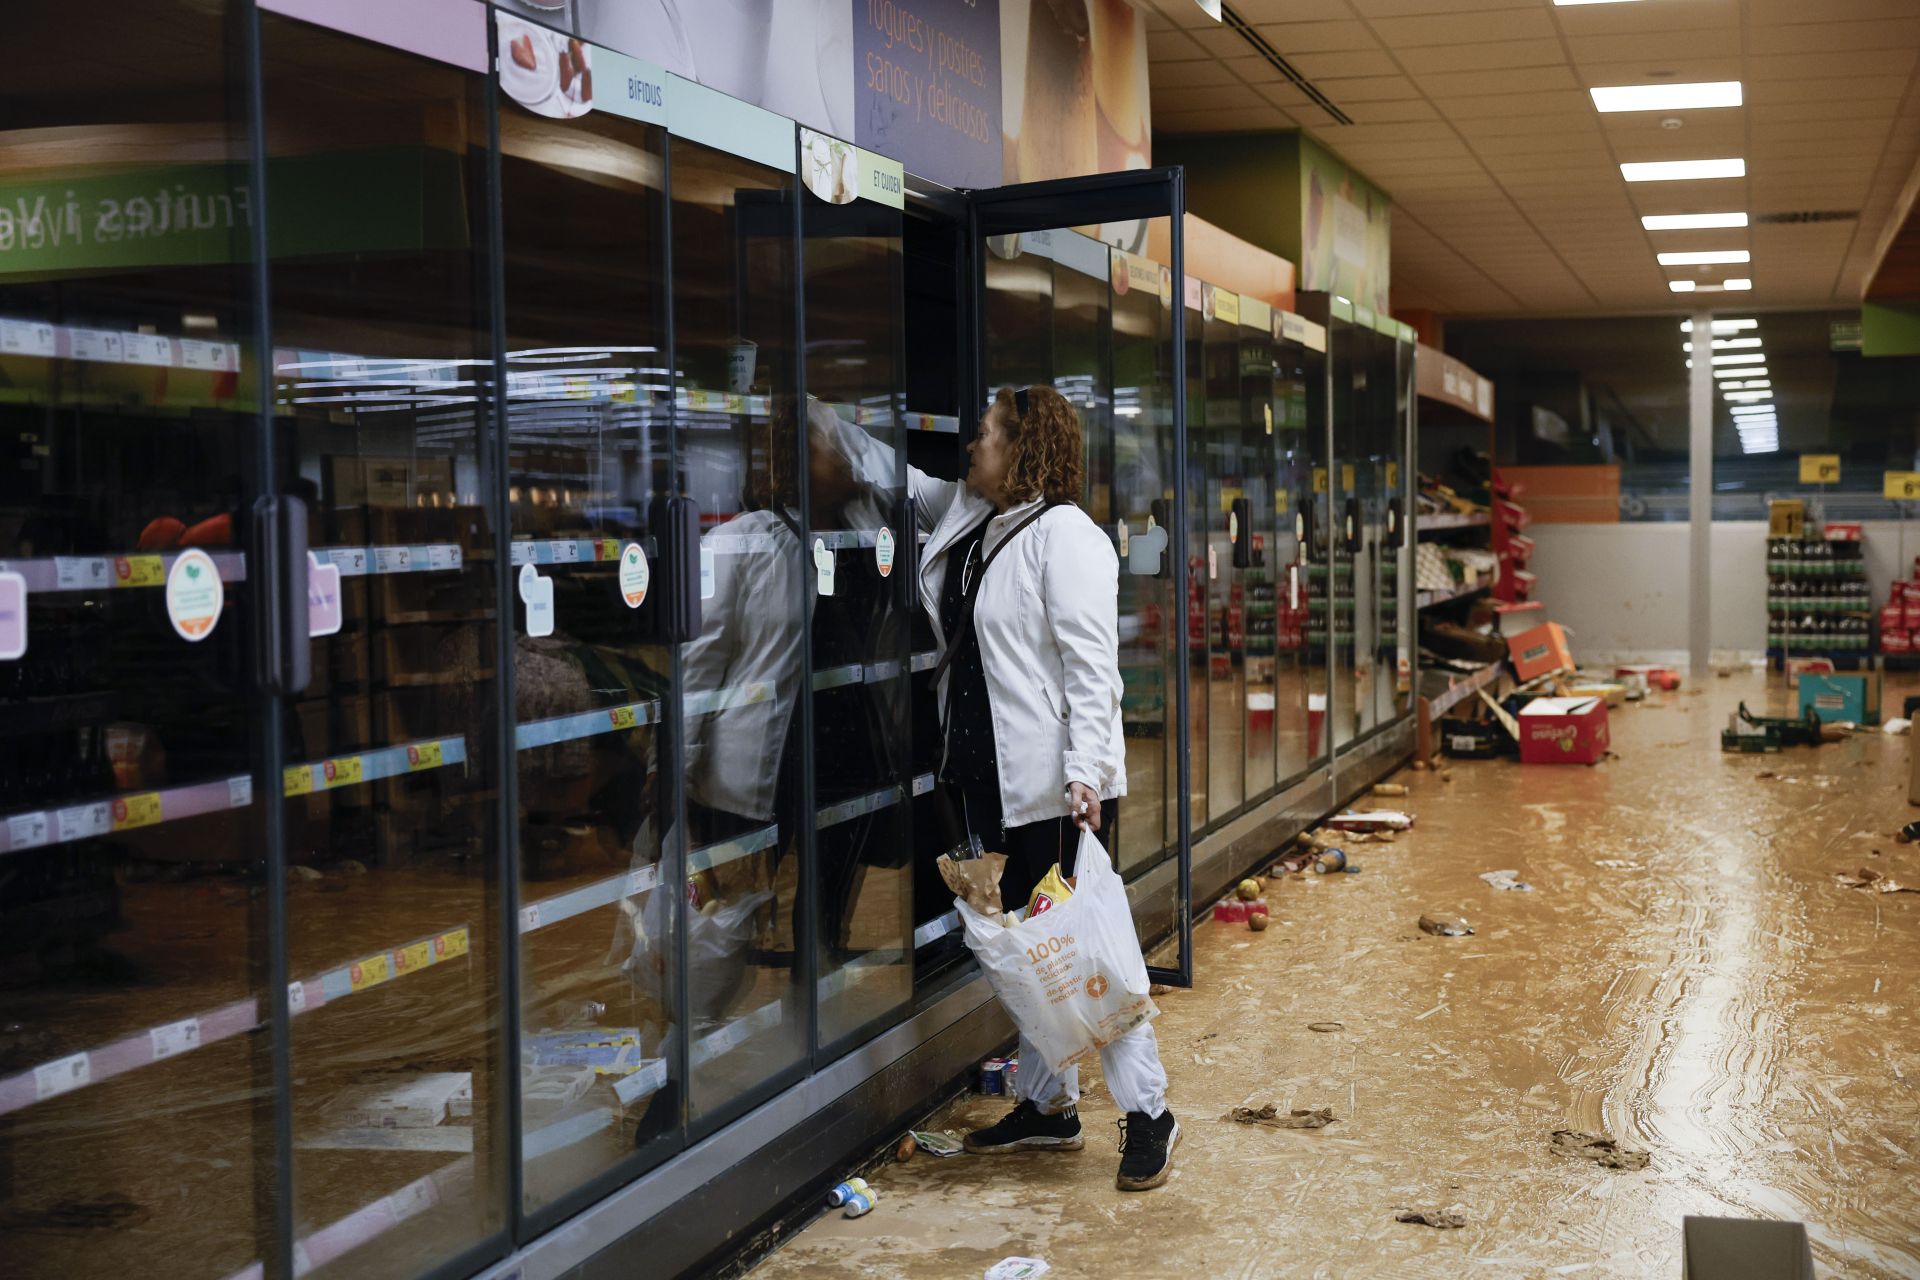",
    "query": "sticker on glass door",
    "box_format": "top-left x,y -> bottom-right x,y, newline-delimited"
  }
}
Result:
165,548 -> 223,642
519,562 -> 555,637
619,541 -> 650,608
